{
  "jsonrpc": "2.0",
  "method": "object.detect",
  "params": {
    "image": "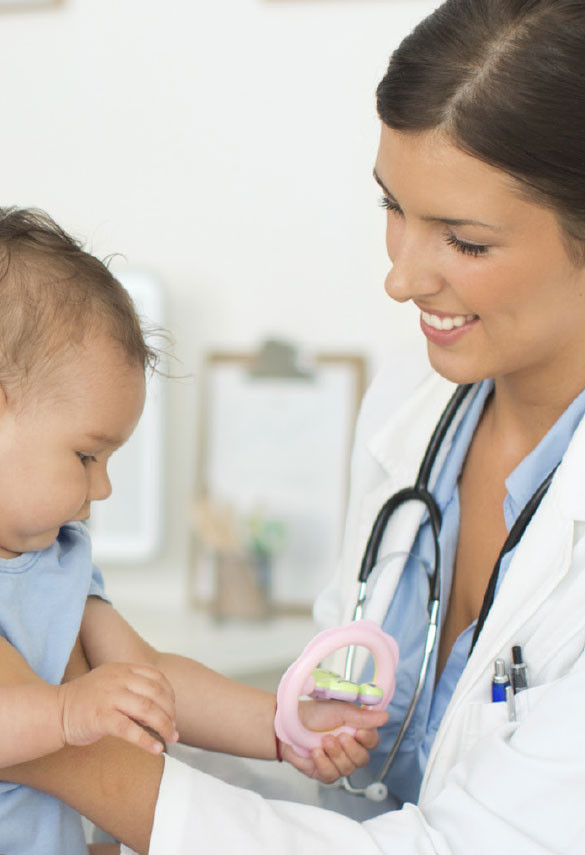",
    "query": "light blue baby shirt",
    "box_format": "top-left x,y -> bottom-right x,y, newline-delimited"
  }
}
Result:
371,380 -> 585,806
0,522 -> 108,855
